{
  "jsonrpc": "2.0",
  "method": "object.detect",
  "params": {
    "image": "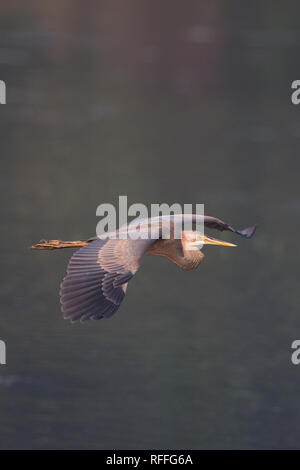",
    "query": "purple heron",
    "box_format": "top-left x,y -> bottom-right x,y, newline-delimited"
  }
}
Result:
32,215 -> 256,323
